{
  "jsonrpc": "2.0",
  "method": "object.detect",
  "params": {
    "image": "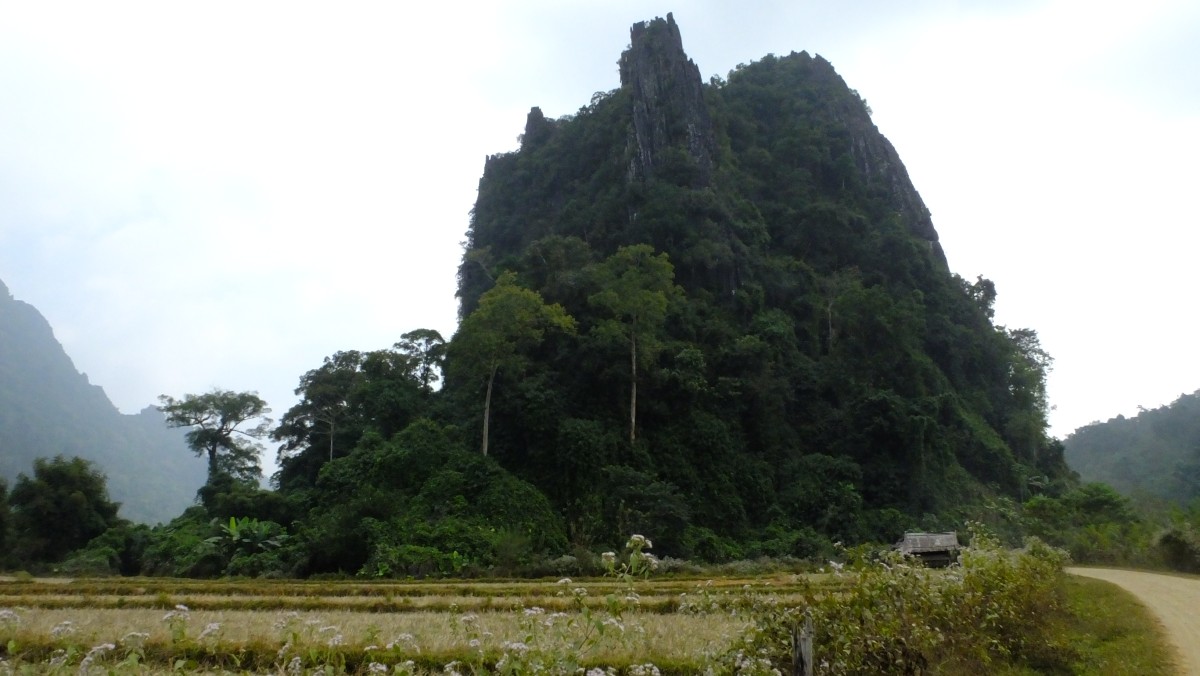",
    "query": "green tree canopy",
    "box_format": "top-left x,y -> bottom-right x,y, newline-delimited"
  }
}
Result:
157,390 -> 271,506
394,328 -> 448,392
449,272 -> 576,456
588,244 -> 682,442
9,455 -> 123,563
272,339 -> 439,491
